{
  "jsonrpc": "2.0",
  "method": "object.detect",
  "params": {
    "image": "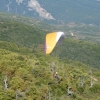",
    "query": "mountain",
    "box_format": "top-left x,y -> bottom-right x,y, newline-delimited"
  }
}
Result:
0,17 -> 100,69
0,12 -> 100,100
0,11 -> 100,43
0,0 -> 100,25
0,20 -> 100,100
